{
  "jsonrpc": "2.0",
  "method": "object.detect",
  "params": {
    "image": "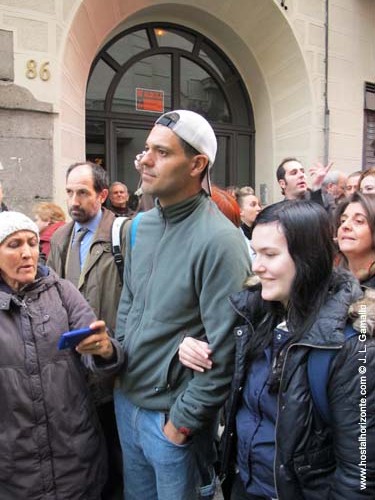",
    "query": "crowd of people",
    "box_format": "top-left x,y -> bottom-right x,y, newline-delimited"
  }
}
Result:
0,109 -> 374,500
